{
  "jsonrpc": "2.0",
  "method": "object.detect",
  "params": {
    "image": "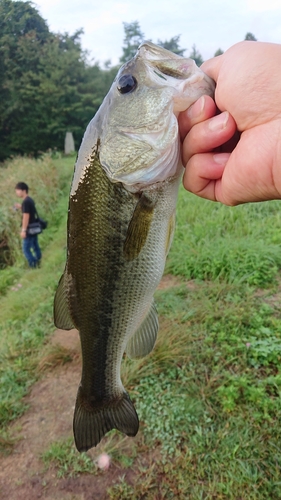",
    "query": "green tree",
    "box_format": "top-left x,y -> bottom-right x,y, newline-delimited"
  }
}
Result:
75,62 -> 118,143
214,48 -> 224,57
0,0 -> 51,158
189,44 -> 204,66
0,0 -> 116,160
157,35 -> 186,56
119,21 -> 144,63
245,32 -> 257,41
0,0 -> 49,41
